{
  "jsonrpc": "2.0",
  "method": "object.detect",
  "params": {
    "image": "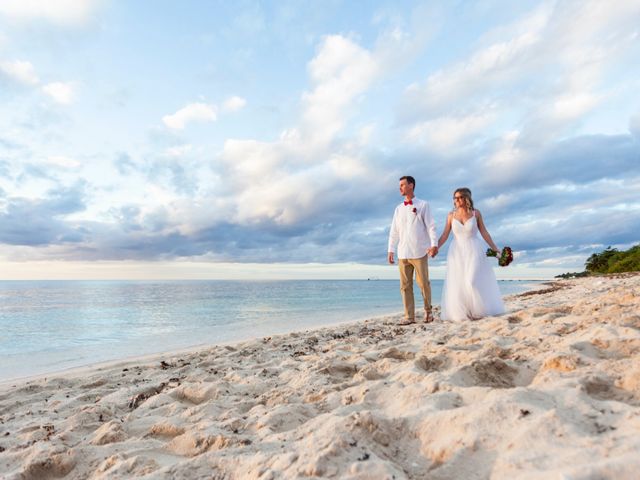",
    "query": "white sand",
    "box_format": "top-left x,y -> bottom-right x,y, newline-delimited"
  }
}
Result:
1,274 -> 639,479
